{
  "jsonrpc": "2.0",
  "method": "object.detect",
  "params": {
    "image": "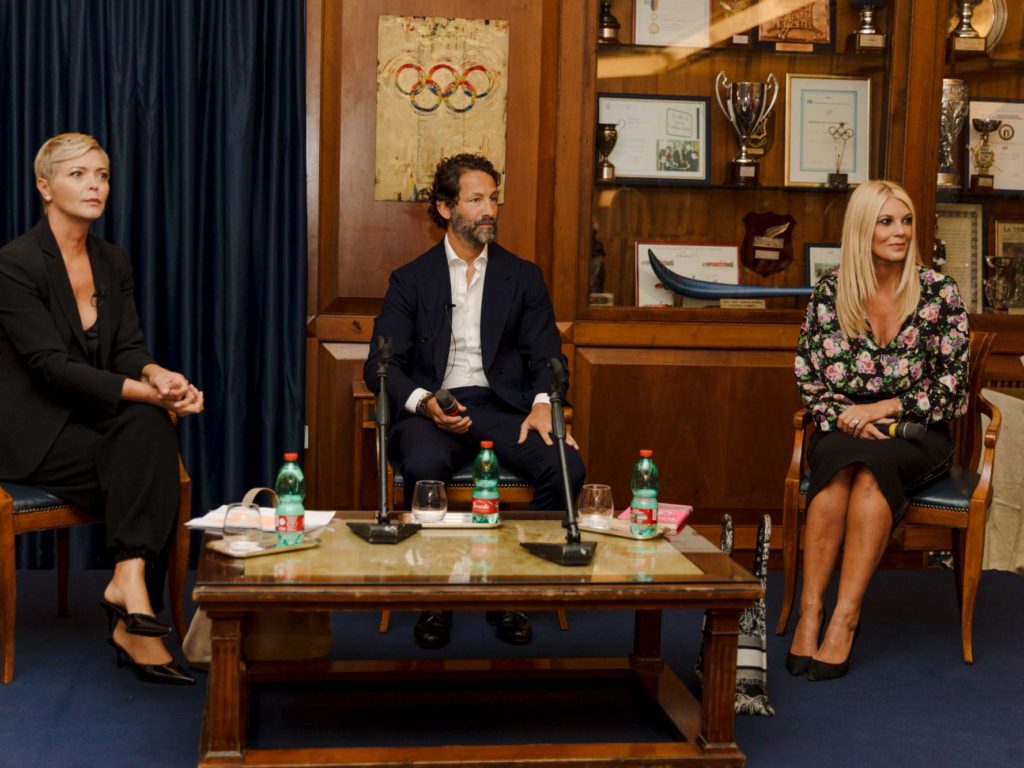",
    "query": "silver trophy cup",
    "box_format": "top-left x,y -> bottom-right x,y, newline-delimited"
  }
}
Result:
938,78 -> 969,188
715,71 -> 779,186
